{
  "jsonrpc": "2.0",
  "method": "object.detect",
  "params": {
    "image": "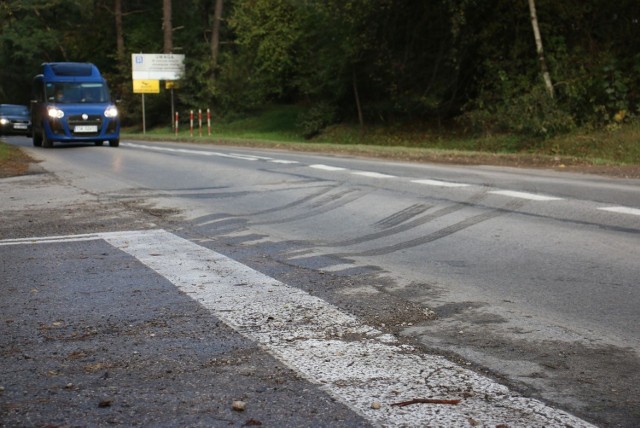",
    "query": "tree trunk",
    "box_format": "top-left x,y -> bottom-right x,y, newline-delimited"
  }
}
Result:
114,0 -> 124,63
210,0 -> 224,78
353,68 -> 364,129
528,0 -> 554,98
163,0 -> 172,53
